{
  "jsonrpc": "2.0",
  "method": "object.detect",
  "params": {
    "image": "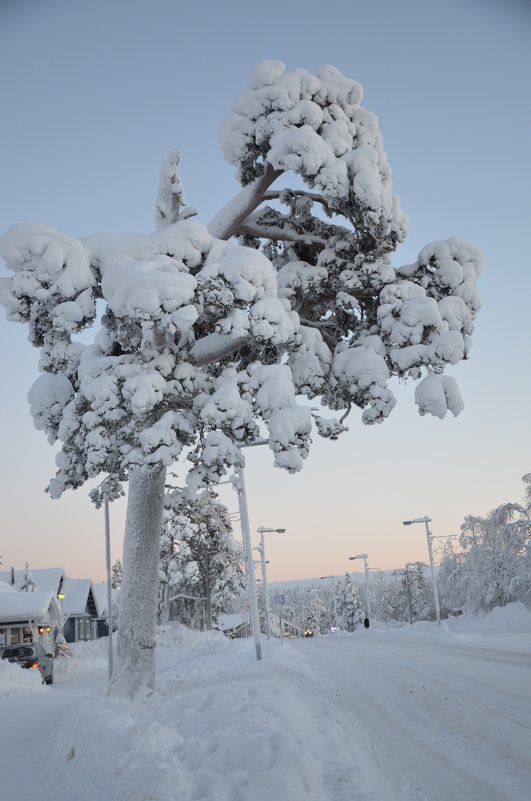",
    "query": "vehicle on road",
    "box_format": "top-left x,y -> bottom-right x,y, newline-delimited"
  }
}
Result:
1,643 -> 54,684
